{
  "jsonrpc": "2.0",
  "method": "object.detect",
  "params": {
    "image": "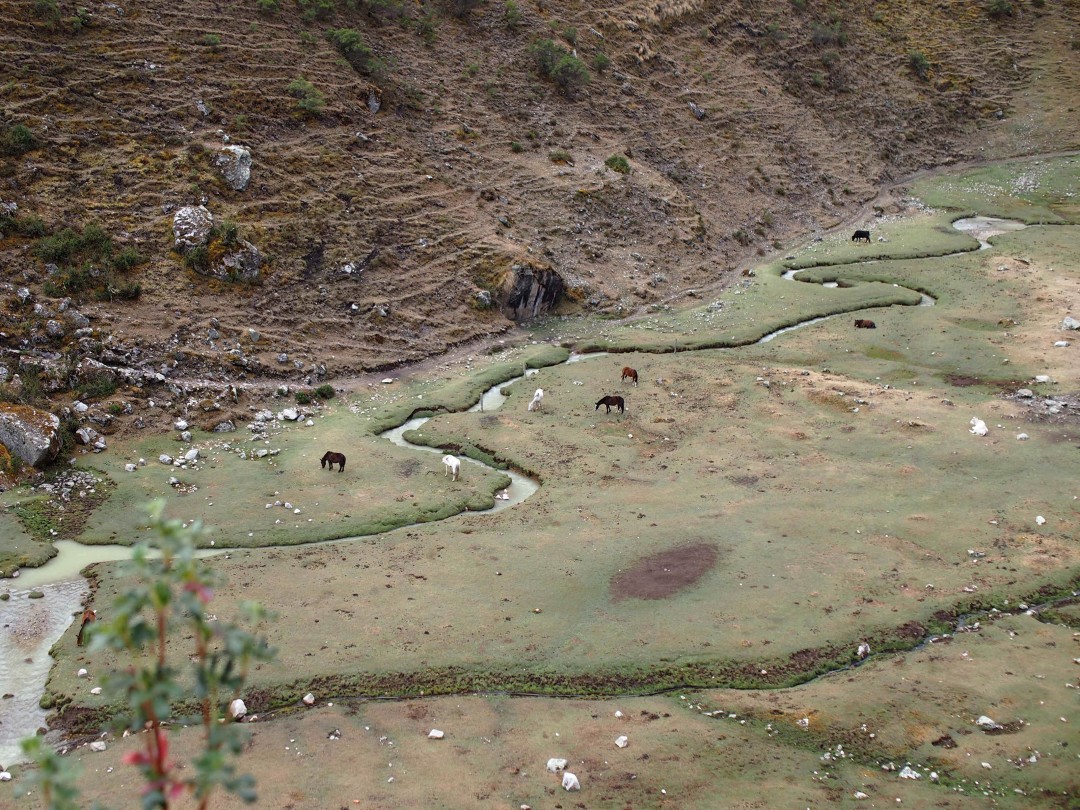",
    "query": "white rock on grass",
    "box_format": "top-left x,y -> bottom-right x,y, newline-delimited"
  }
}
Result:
427,729 -> 444,739
159,454 -> 173,464
0,771 -> 11,781
229,699 -> 247,719
124,463 -> 137,472
615,735 -> 628,748
1017,433 -> 1029,441
1036,516 -> 1046,525
303,693 -> 316,706
90,687 -> 102,695
77,668 -> 88,678
546,758 -> 568,773
174,419 -> 189,431
561,772 -> 580,791
899,766 -> 921,779
184,449 -> 199,462
977,715 -> 1002,730
89,741 -> 107,752
969,417 -> 988,436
